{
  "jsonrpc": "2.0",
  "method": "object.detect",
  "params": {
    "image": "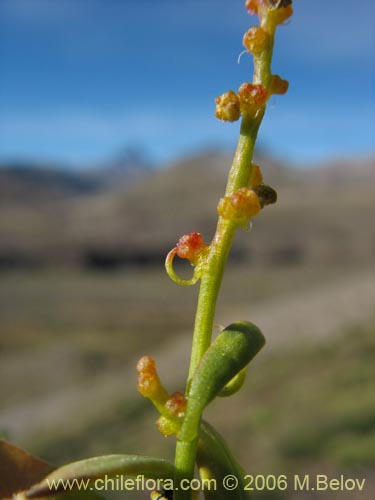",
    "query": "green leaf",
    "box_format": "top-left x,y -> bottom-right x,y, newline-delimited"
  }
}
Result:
197,421 -> 251,500
219,368 -> 247,398
26,455 -> 175,498
180,321 -> 265,441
